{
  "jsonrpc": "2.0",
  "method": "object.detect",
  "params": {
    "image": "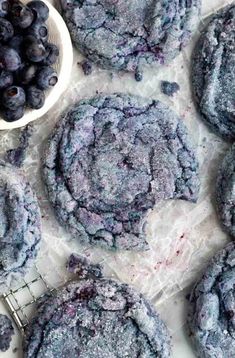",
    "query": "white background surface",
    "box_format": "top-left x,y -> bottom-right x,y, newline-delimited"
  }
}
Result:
0,0 -> 233,357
